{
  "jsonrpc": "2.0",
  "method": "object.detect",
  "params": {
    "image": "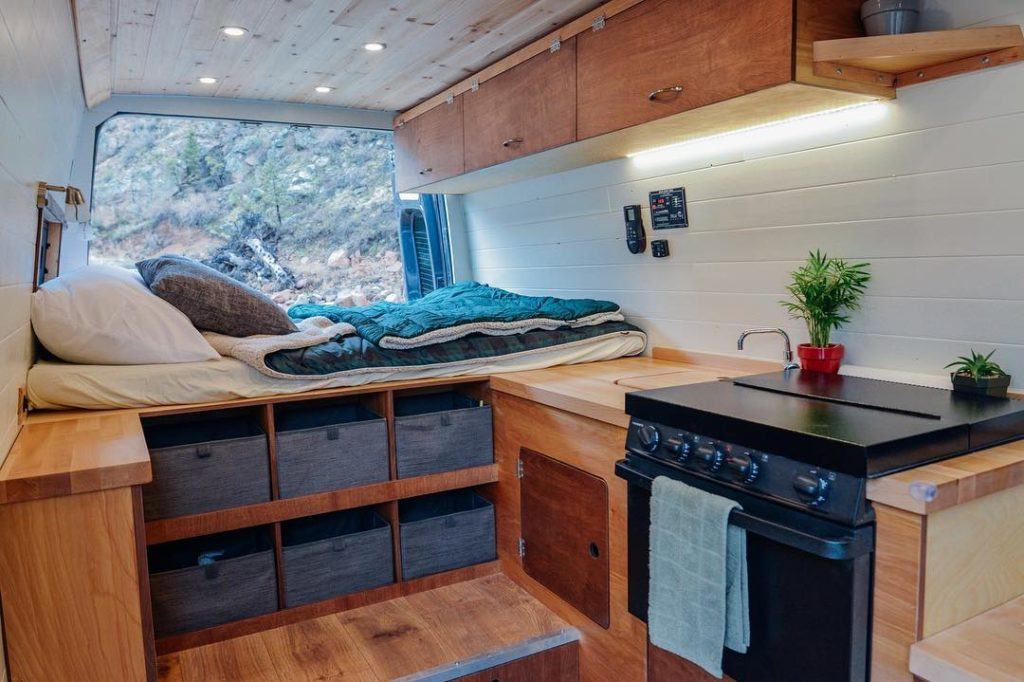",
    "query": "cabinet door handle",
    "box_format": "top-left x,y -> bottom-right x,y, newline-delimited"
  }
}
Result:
418,167 -> 433,175
501,137 -> 523,148
648,85 -> 684,101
